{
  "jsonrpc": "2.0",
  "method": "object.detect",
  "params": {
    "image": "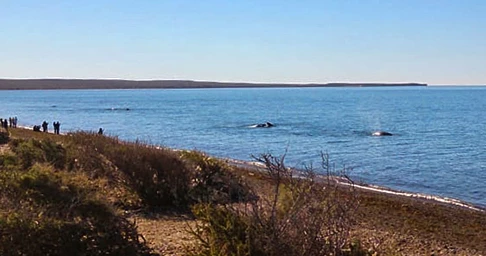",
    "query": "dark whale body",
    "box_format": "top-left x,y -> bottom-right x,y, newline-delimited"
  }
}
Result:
106,108 -> 130,111
253,122 -> 275,128
372,131 -> 393,136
